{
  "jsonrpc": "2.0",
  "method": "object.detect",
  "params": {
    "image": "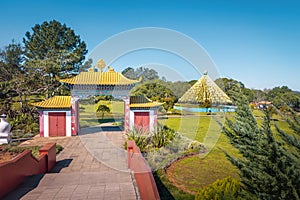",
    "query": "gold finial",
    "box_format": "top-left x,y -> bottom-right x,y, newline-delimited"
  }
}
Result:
88,68 -> 95,72
96,59 -> 106,72
203,70 -> 208,75
108,66 -> 114,72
